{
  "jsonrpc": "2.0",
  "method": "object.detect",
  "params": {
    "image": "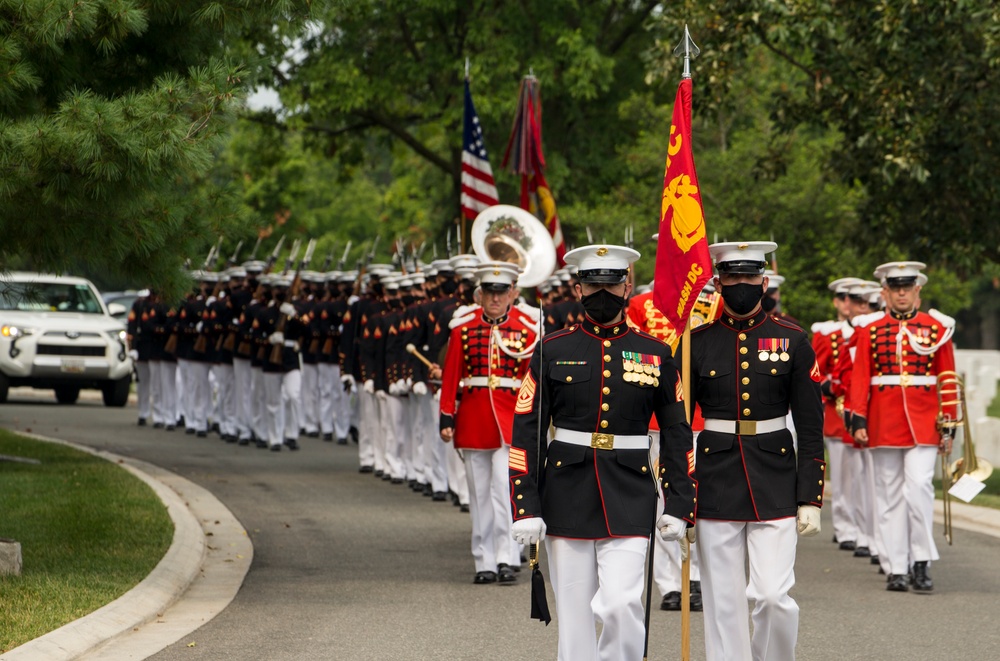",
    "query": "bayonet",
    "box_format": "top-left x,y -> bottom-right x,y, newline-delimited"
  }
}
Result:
586,226 -> 594,244
227,240 -> 244,267
337,240 -> 352,270
248,235 -> 263,261
432,243 -> 438,260
368,234 -> 381,265
302,239 -> 317,269
284,238 -> 302,274
446,228 -> 453,258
